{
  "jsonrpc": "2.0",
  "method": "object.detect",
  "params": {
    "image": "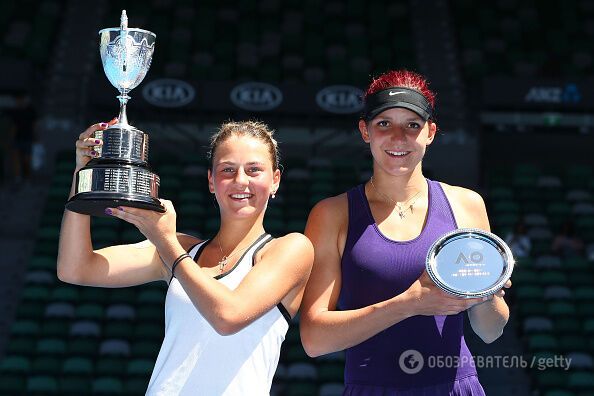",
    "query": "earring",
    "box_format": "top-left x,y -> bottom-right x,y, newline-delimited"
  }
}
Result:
271,191 -> 276,199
